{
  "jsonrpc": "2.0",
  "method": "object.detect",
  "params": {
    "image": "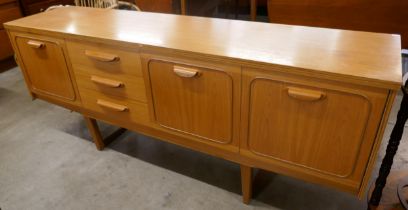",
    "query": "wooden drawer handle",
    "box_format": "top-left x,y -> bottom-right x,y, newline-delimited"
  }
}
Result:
97,99 -> 128,112
91,75 -> 123,88
27,40 -> 45,49
173,66 -> 199,78
85,50 -> 119,62
287,87 -> 325,101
